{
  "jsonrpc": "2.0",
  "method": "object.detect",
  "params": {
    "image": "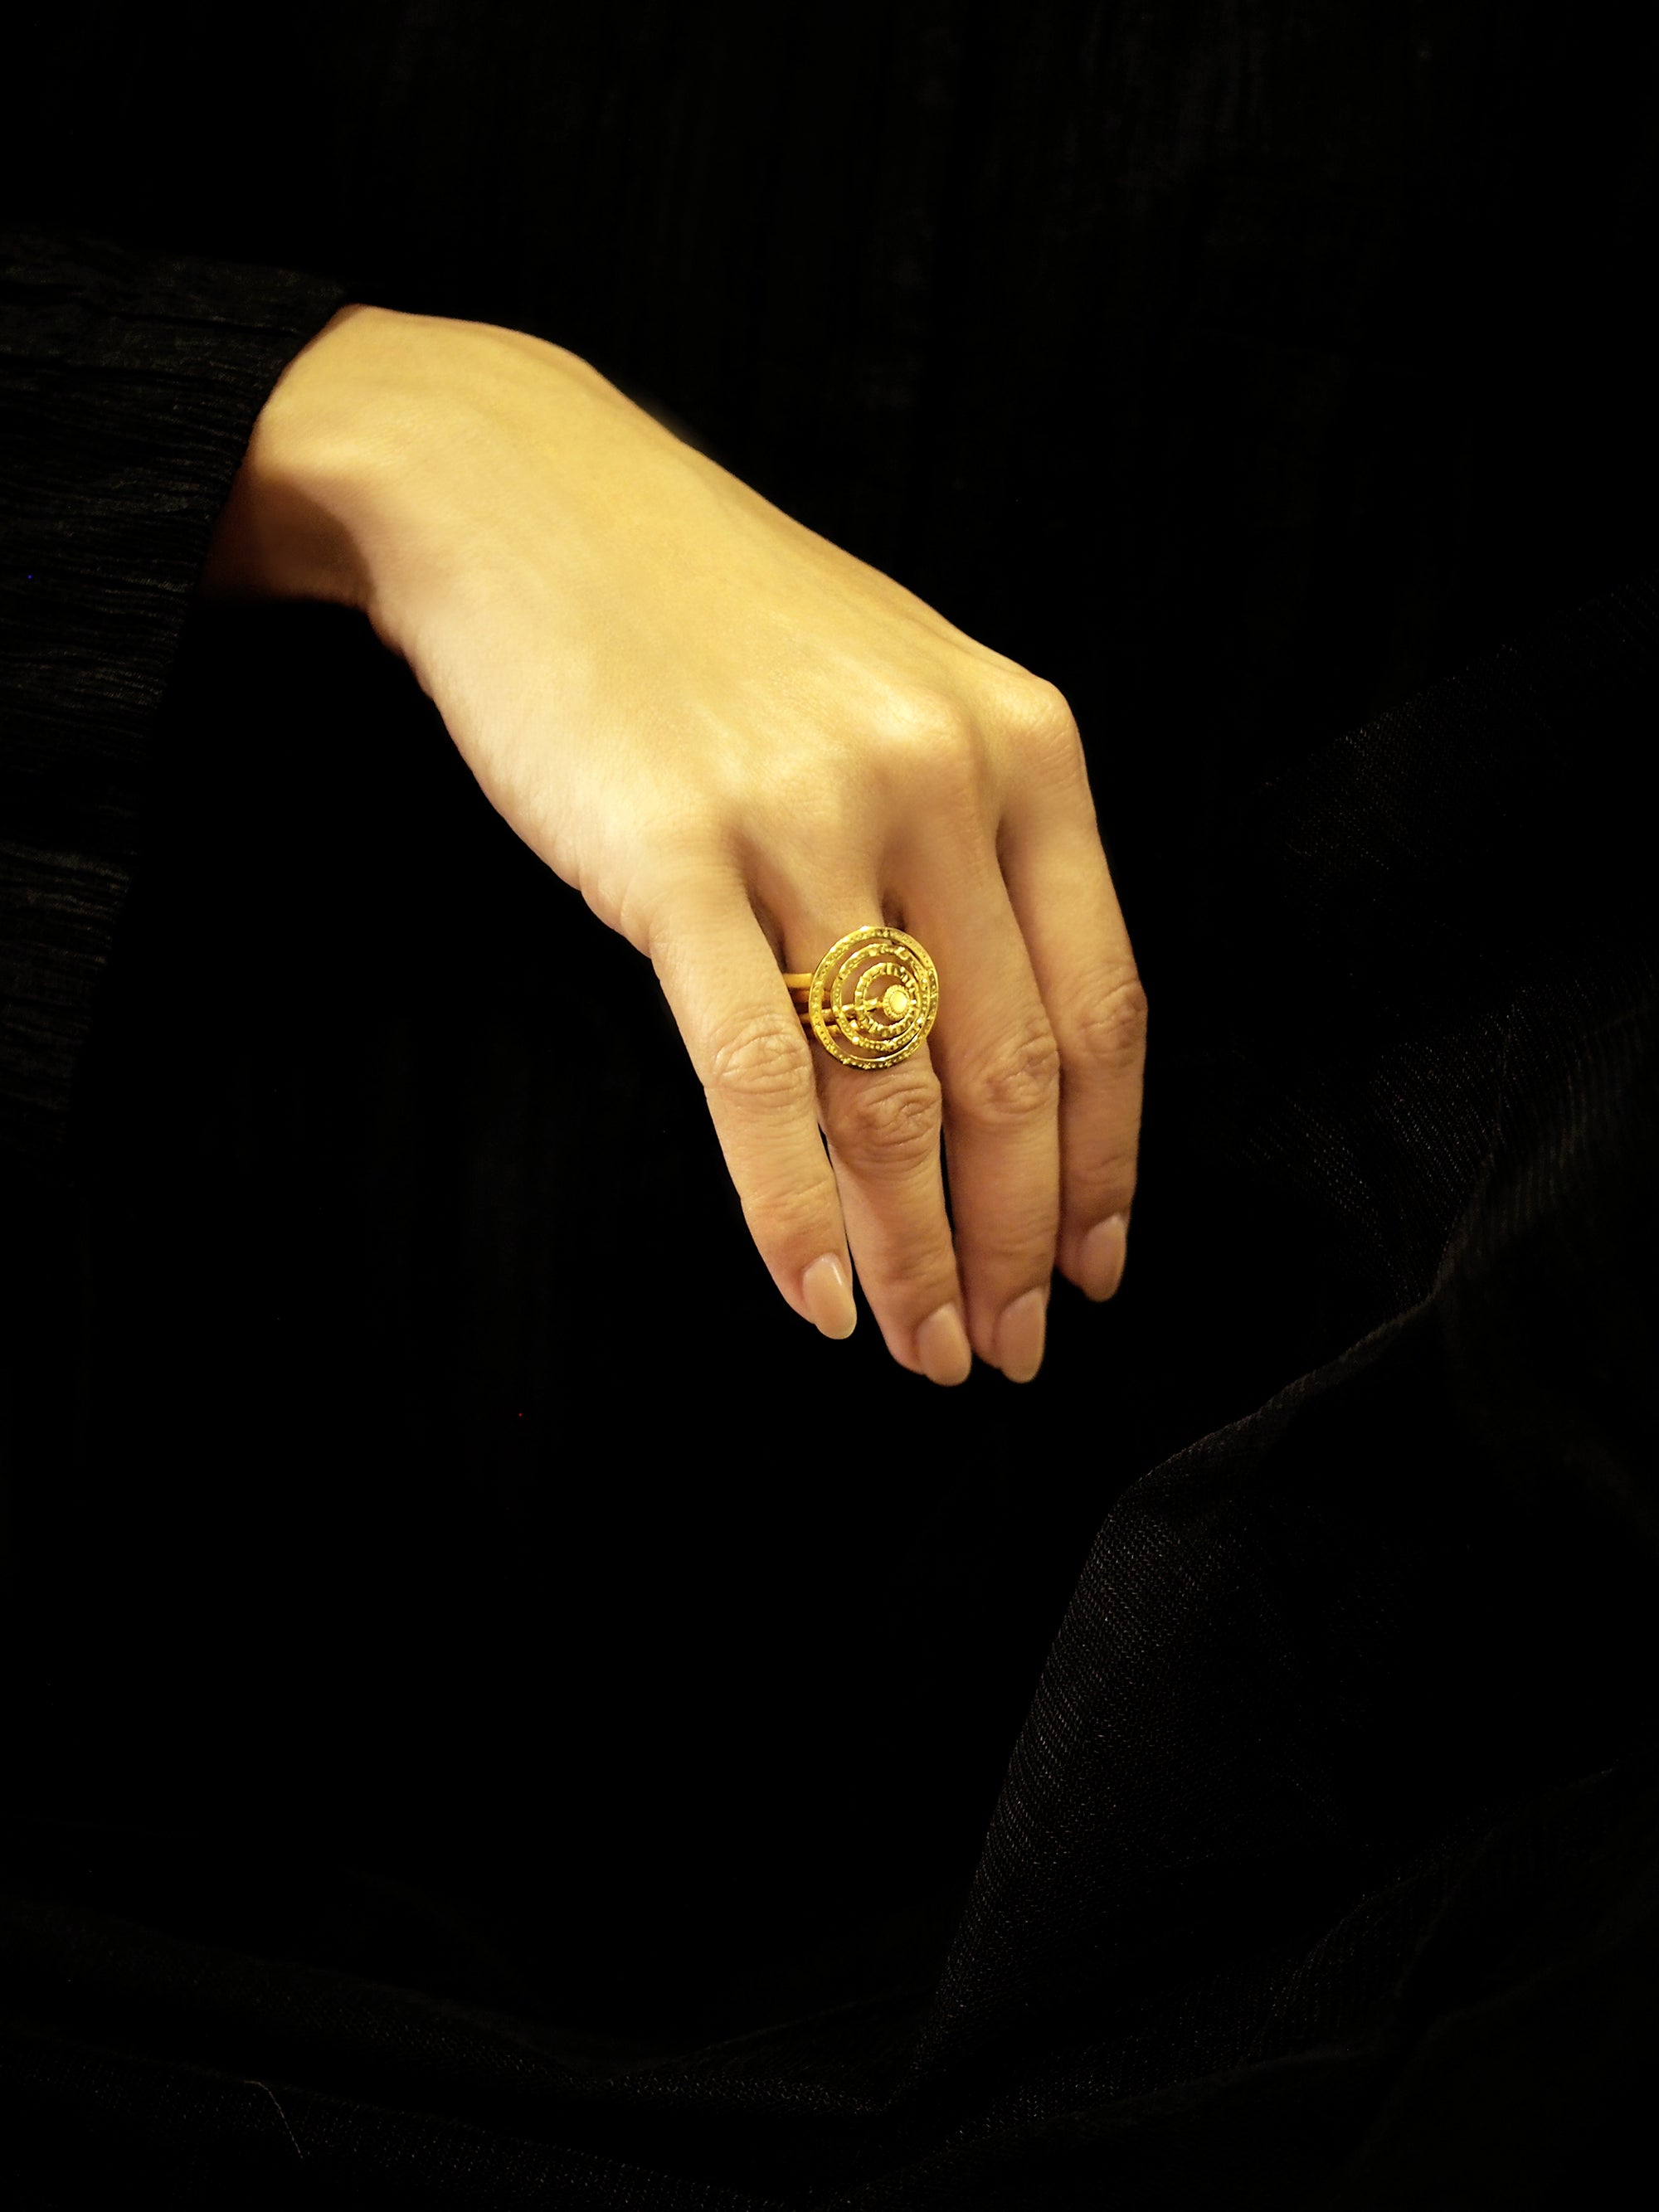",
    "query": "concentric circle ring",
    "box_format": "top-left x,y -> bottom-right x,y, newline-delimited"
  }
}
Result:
792,925 -> 939,1070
